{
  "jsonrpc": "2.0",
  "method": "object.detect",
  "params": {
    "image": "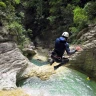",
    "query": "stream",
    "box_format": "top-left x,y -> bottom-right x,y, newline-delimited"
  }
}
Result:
18,59 -> 96,96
